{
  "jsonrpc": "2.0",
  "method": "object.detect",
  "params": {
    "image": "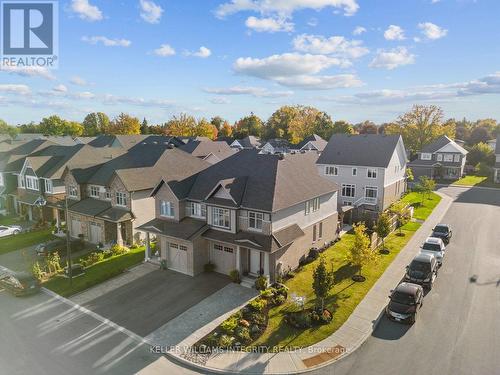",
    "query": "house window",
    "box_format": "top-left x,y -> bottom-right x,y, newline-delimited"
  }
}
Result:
343,201 -> 353,206
169,243 -> 178,250
190,202 -> 206,218
160,201 -> 174,217
89,185 -> 100,198
444,154 -> 453,162
116,192 -> 127,206
341,184 -> 355,198
249,211 -> 264,230
313,224 -> 317,241
179,245 -> 188,251
325,166 -> 338,176
68,185 -> 78,198
319,222 -> 323,239
25,176 -> 39,190
421,153 -> 432,160
18,175 -> 25,188
367,168 -> 377,179
44,179 -> 53,193
365,186 -> 378,199
305,197 -> 320,215
212,207 -> 230,229
454,154 -> 460,162
105,189 -> 111,200
224,246 -> 233,253
0,173 -> 3,187
437,154 -> 443,162
214,244 -> 223,251
352,168 -> 357,176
